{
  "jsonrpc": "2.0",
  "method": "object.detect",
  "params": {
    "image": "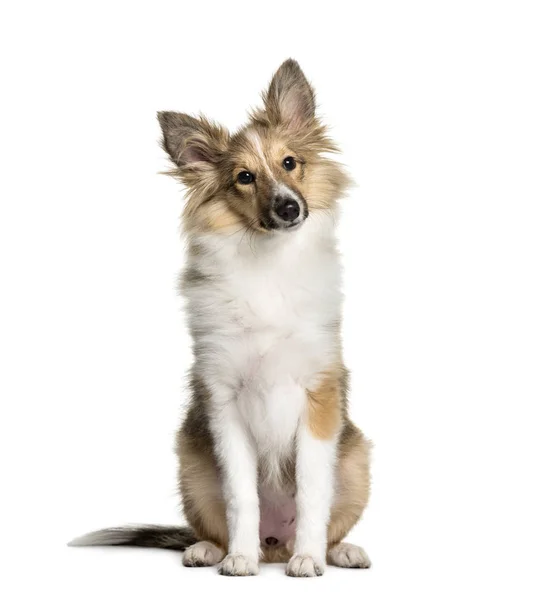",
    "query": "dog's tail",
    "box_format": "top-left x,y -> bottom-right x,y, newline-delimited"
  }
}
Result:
68,525 -> 197,551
